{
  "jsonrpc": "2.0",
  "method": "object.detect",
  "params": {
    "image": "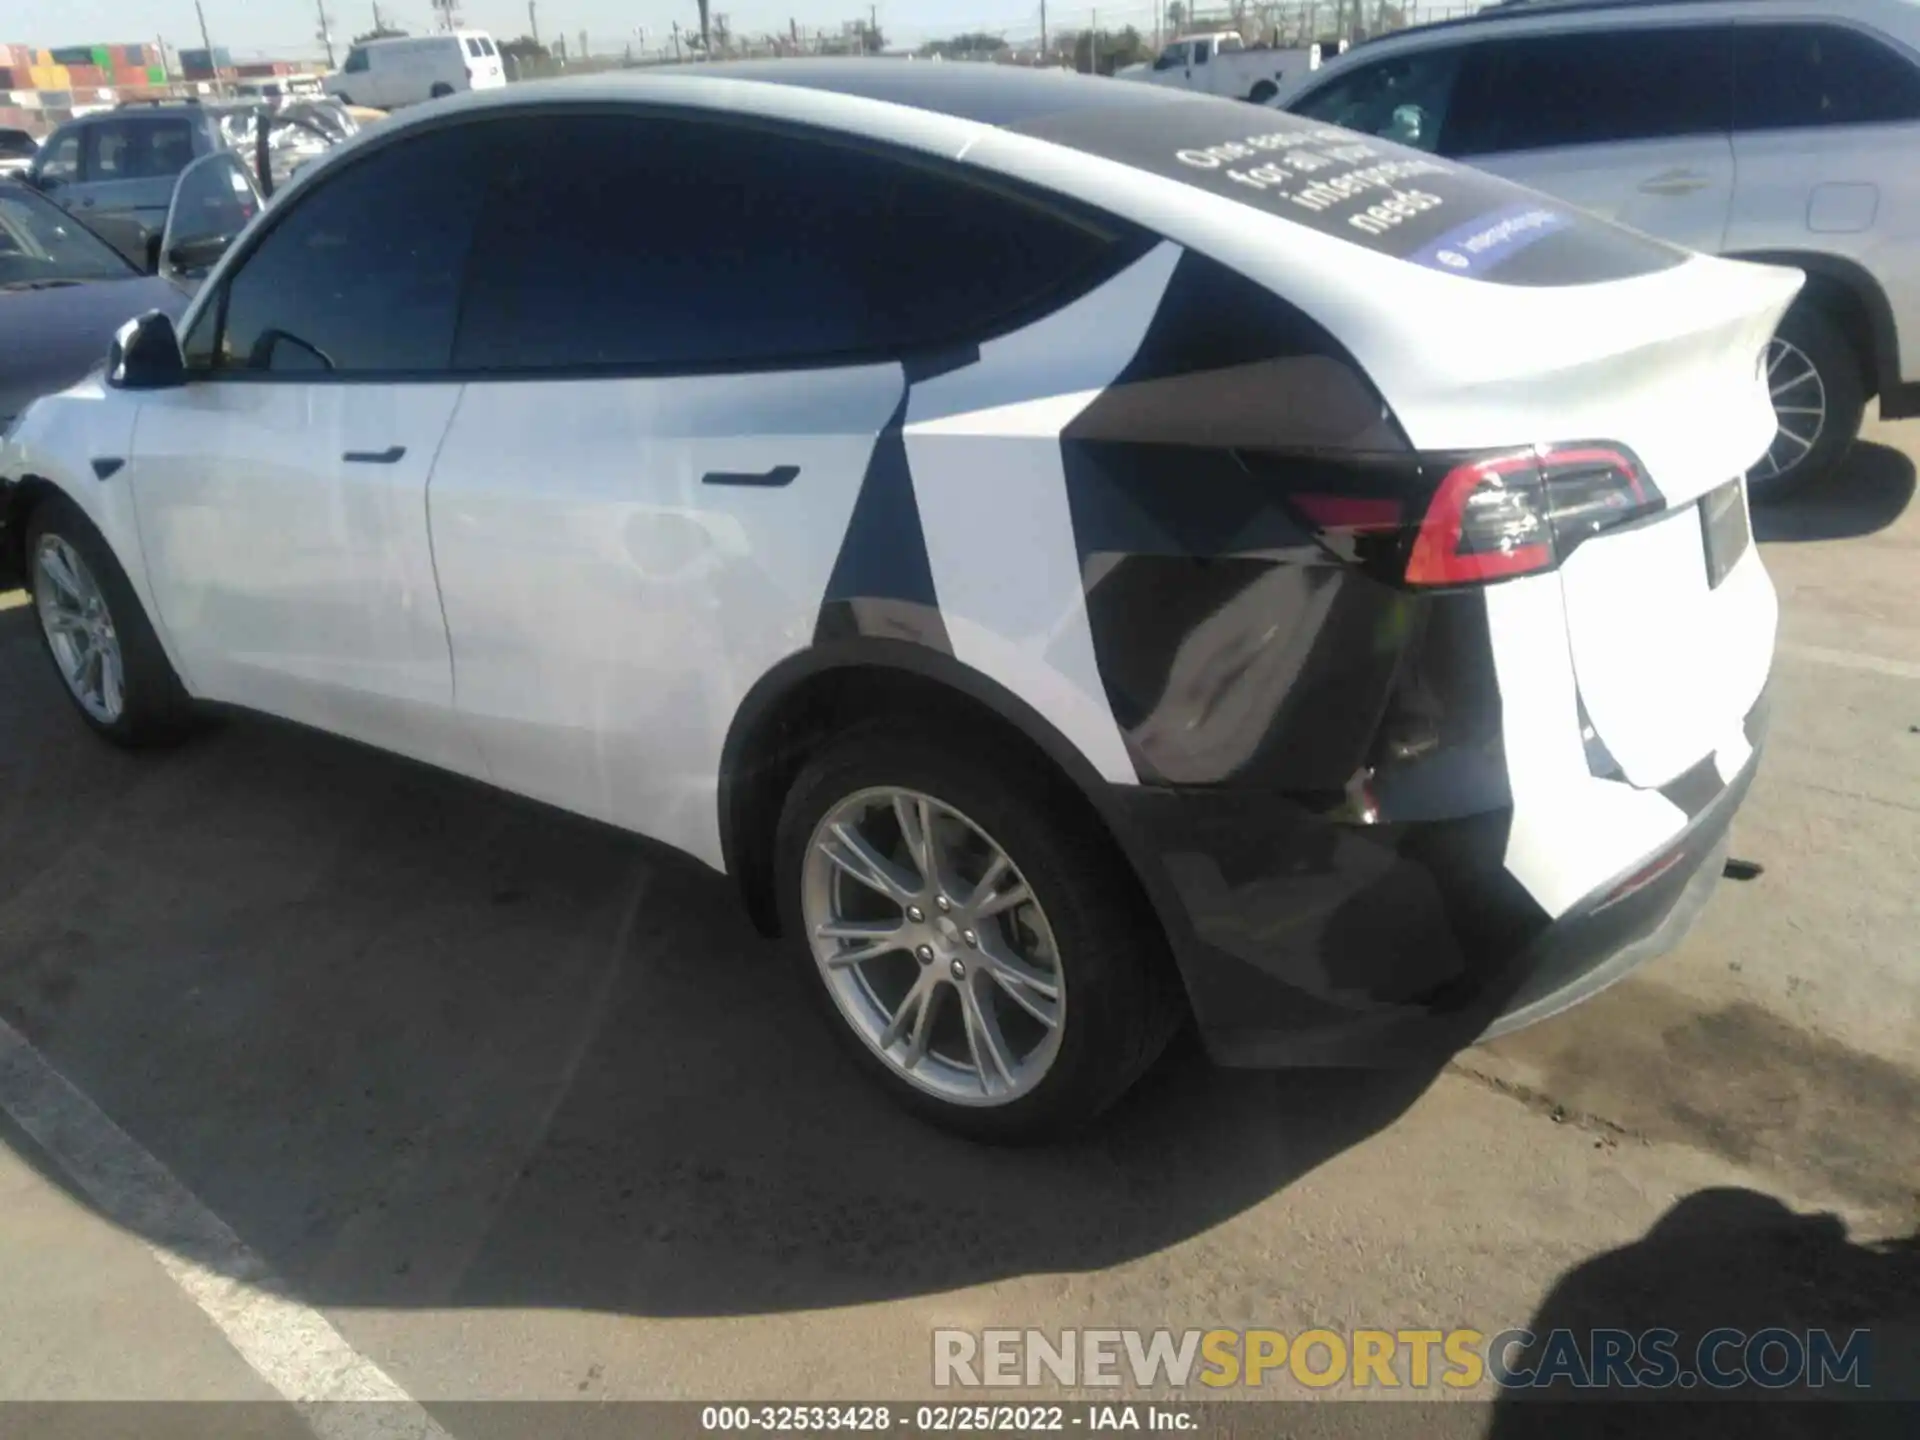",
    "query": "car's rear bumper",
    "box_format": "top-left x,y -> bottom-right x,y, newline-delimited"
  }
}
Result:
1106,688 -> 1768,1069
